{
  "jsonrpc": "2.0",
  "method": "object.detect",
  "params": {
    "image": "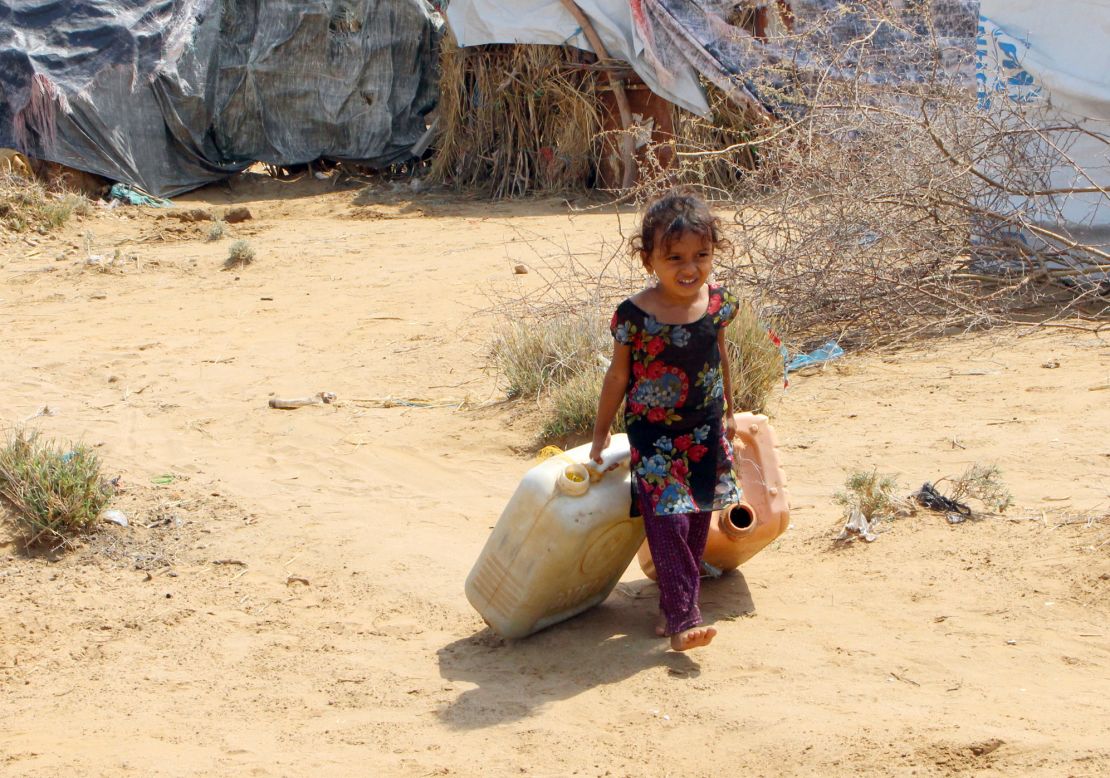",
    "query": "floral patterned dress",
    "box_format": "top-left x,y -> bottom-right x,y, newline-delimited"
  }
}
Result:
611,284 -> 742,517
